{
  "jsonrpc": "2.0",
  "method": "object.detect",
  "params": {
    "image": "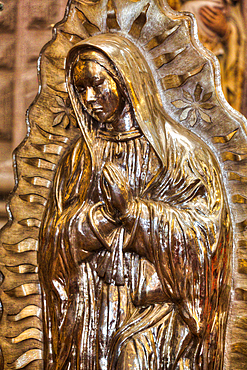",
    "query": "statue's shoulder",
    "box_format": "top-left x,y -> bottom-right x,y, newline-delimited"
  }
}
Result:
56,135 -> 89,174
165,119 -> 217,164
